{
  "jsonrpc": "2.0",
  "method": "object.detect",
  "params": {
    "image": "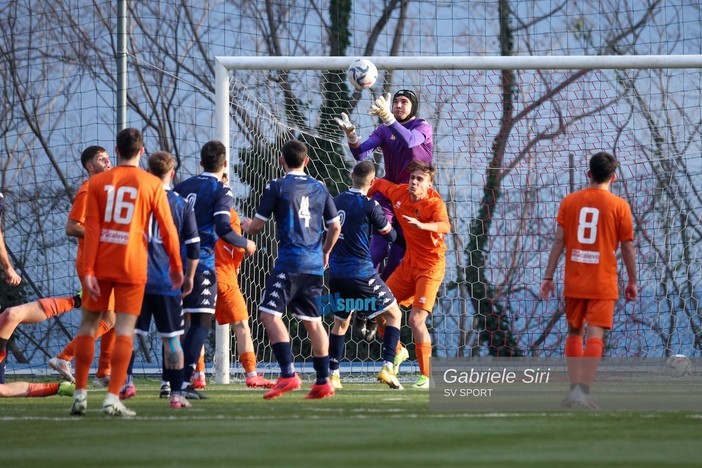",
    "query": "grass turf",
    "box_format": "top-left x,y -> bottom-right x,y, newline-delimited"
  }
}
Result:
0,377 -> 700,467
